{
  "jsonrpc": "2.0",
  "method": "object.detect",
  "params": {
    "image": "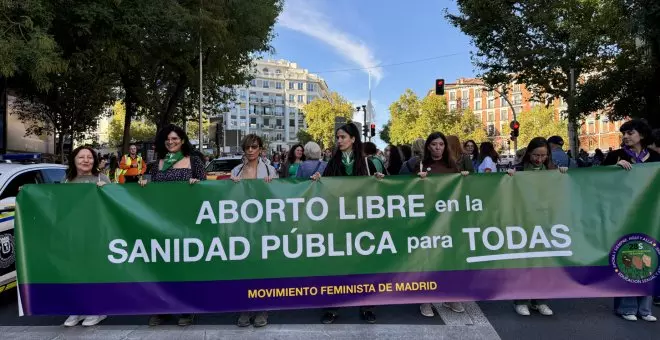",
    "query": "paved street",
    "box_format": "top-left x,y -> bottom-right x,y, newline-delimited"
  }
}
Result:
1,291 -> 659,339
